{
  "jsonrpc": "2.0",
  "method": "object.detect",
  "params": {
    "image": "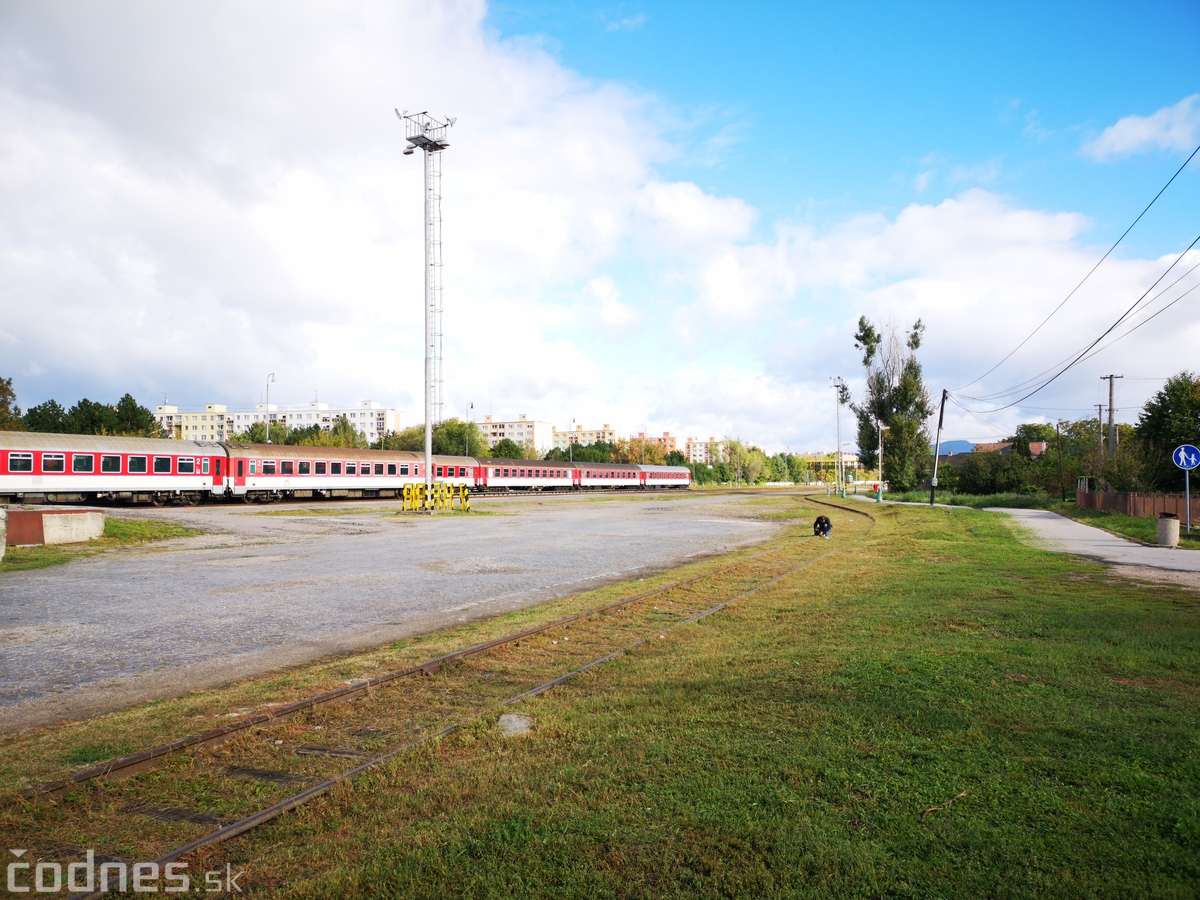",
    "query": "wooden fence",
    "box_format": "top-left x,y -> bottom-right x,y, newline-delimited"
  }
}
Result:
1075,490 -> 1200,520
